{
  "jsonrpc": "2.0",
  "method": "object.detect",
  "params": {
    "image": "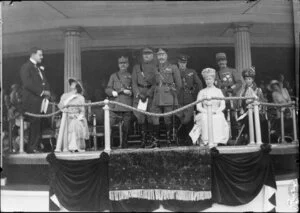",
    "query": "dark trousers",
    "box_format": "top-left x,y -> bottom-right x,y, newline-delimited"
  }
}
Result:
110,111 -> 132,142
151,105 -> 174,125
27,116 -> 41,151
